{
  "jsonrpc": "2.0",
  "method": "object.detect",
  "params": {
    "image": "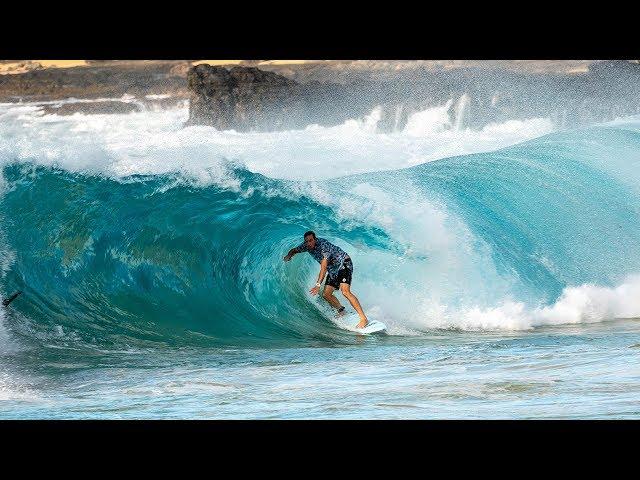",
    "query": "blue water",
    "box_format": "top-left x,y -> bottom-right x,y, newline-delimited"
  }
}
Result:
1,105 -> 640,418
